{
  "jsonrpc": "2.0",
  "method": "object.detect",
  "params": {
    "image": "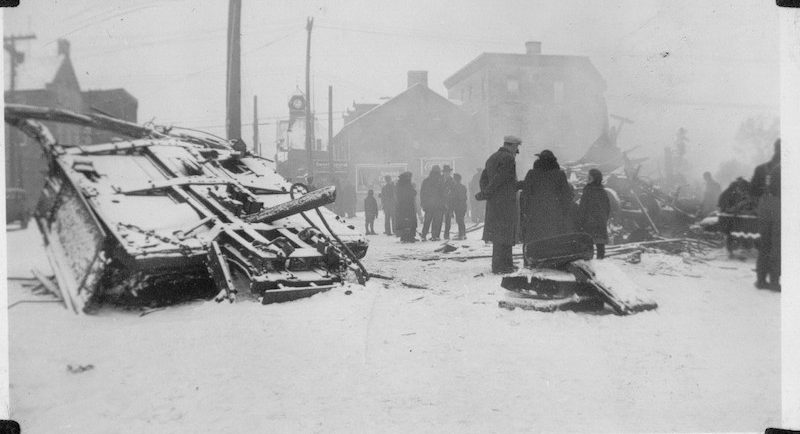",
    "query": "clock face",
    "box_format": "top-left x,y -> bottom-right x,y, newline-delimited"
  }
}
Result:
290,96 -> 305,110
